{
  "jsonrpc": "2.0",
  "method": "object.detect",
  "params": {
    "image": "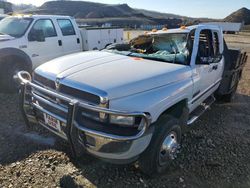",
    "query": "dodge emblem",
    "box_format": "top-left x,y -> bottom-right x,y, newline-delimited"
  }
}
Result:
55,78 -> 60,90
